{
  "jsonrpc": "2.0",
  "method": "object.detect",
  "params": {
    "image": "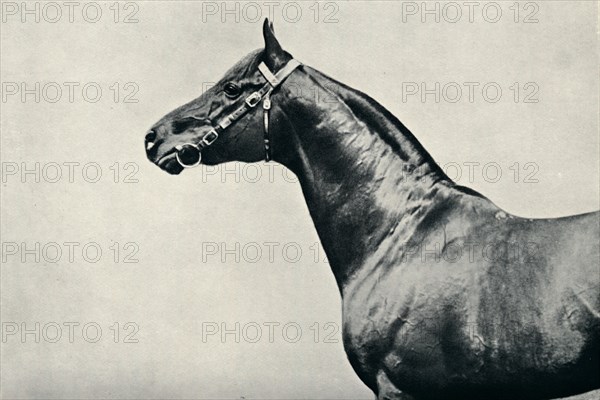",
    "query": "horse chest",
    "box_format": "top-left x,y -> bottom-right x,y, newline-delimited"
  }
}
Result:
339,264 -> 467,387
339,254 -> 533,391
